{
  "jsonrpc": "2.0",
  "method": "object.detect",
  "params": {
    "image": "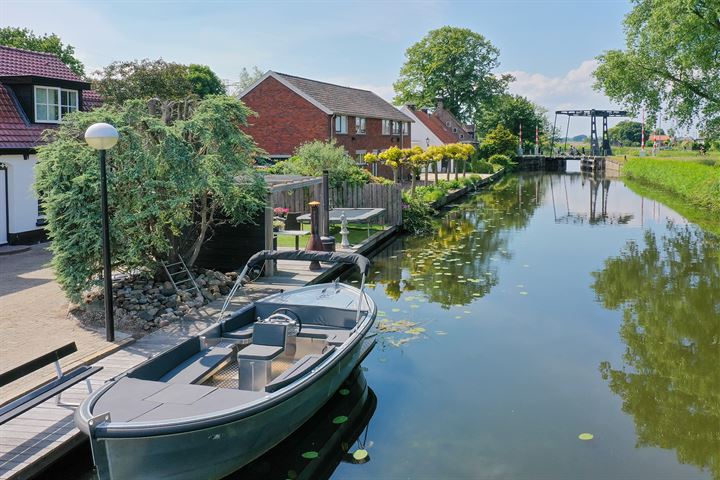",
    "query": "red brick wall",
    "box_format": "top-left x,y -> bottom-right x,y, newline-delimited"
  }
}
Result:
241,76 -> 329,156
332,116 -> 410,160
